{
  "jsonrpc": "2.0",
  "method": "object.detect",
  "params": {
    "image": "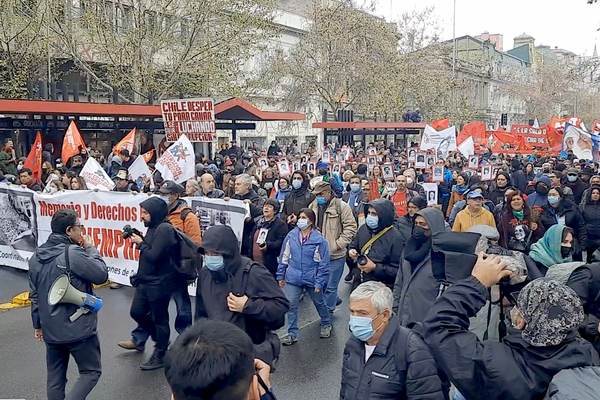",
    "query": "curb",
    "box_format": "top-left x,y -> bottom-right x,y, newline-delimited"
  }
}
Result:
0,291 -> 30,311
